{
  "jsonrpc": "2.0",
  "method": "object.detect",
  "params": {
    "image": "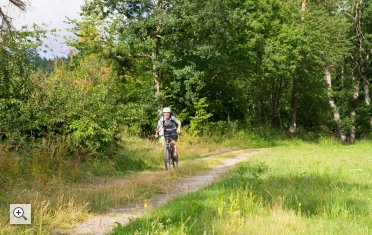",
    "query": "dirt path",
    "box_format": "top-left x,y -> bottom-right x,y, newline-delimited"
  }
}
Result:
58,150 -> 260,235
